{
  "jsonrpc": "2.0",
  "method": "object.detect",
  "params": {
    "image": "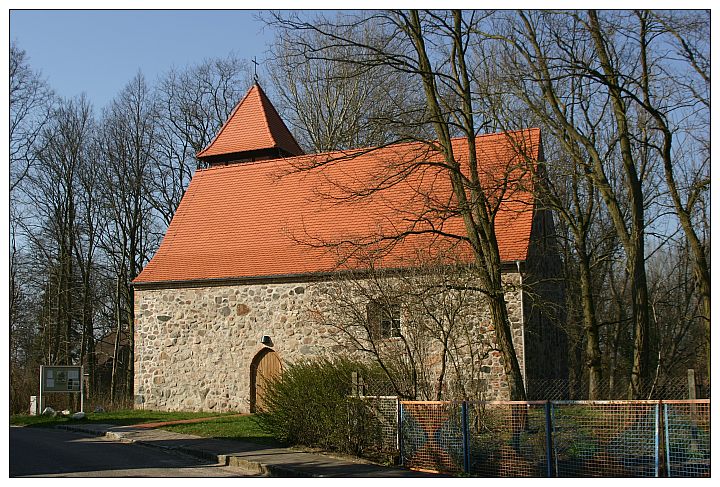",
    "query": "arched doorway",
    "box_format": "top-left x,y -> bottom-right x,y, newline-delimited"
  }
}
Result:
250,348 -> 282,413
